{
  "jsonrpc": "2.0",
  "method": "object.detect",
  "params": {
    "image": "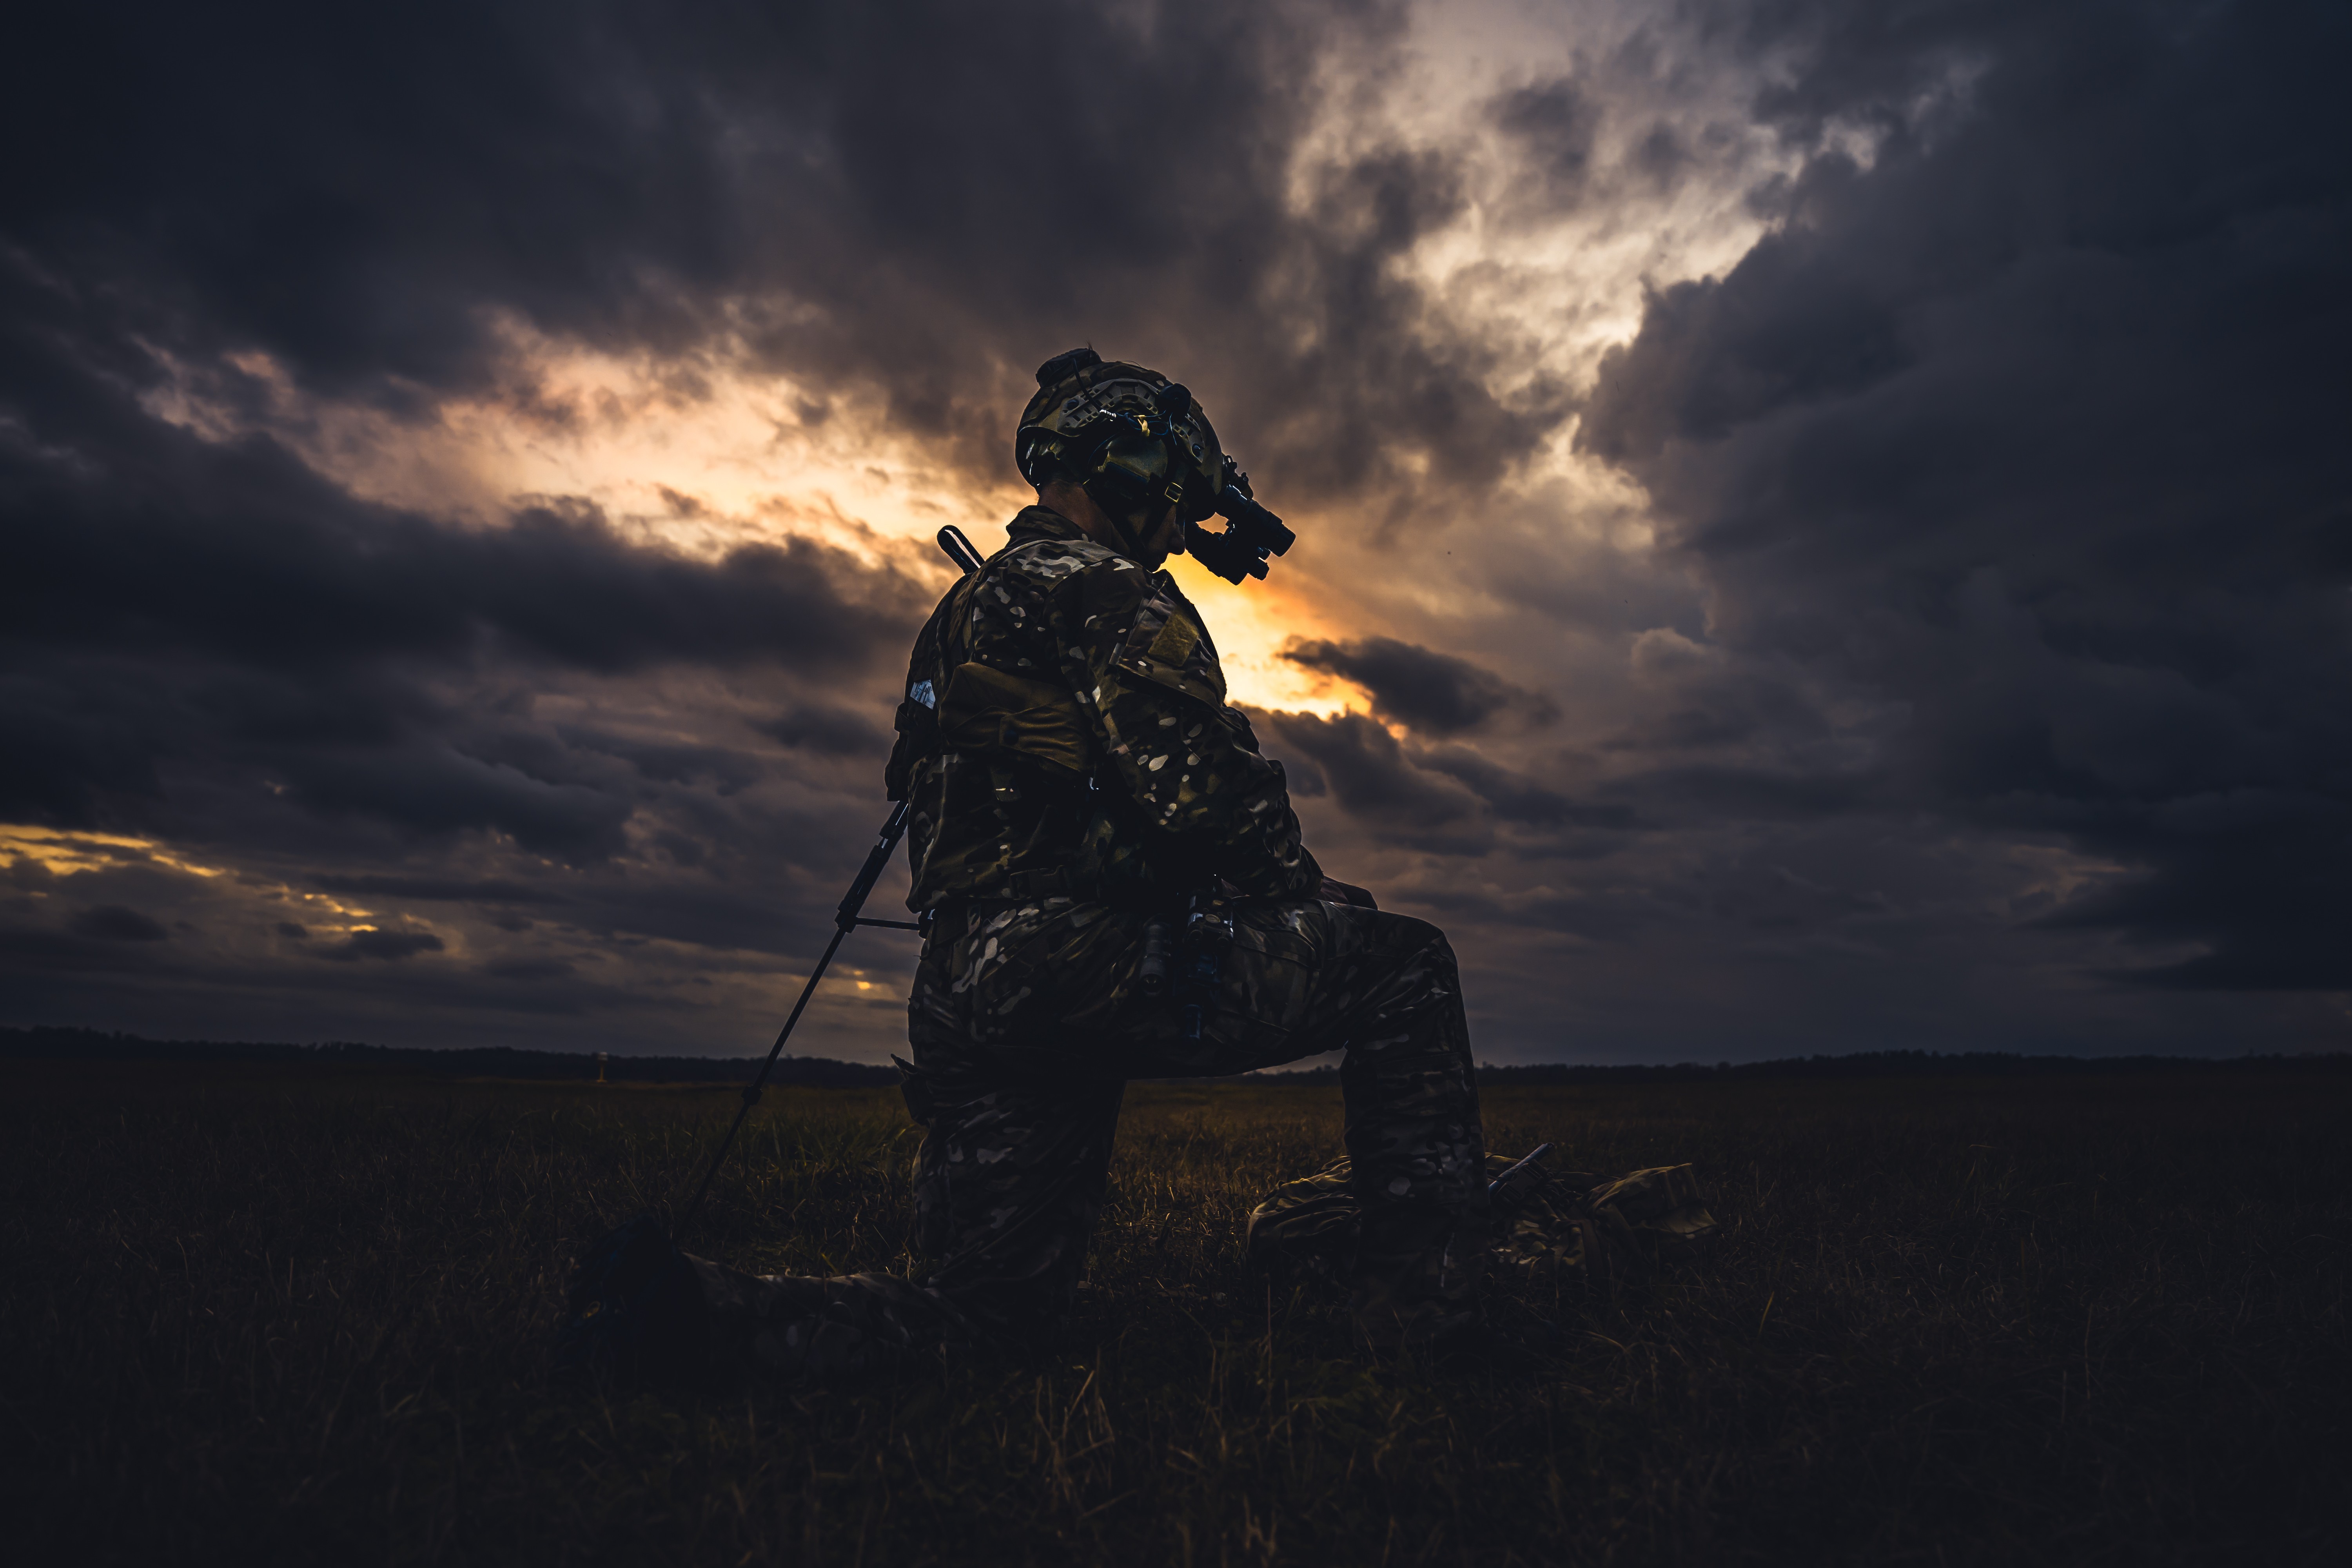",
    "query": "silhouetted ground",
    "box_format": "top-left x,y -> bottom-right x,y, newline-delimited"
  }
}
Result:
3,1060 -> 2343,1564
